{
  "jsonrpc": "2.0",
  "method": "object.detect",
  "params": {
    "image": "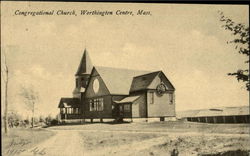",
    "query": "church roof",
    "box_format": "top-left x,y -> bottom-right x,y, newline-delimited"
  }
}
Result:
75,49 -> 93,76
94,66 -> 152,95
130,71 -> 161,92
